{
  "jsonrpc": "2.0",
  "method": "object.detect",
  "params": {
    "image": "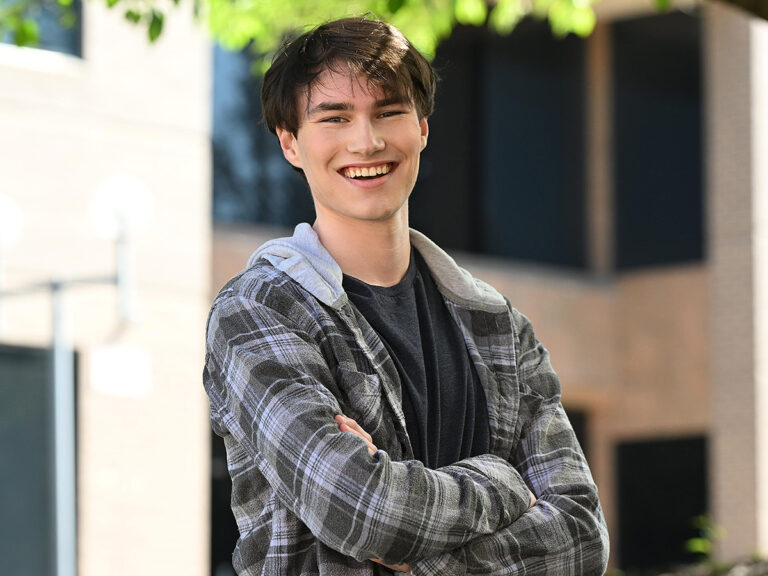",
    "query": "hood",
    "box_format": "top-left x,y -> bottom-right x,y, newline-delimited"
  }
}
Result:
248,223 -> 346,309
248,223 -> 508,314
